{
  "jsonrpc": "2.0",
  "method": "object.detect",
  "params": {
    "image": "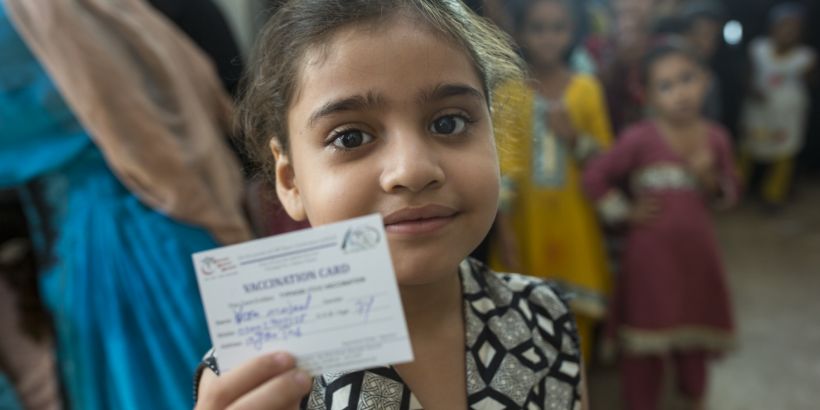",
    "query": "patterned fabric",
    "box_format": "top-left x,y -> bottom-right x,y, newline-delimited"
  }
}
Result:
303,258 -> 582,410
630,164 -> 698,192
532,96 -> 568,188
195,259 -> 583,410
